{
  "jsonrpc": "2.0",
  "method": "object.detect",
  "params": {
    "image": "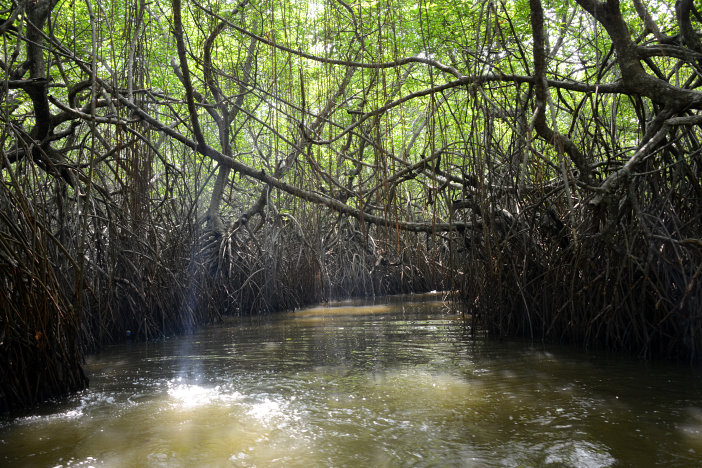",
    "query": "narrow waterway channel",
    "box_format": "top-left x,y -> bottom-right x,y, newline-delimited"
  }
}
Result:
2,293 -> 702,467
